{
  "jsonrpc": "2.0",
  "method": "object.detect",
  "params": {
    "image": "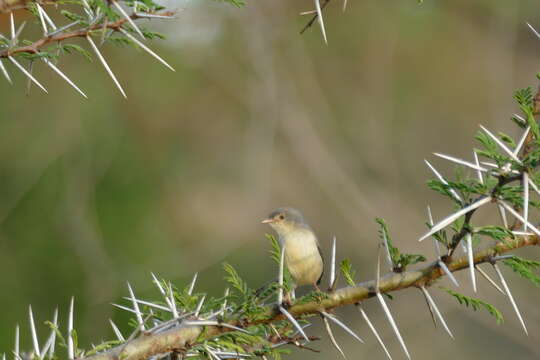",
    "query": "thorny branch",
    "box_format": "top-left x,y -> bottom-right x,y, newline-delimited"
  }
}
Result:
0,11 -> 176,58
82,234 -> 539,360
